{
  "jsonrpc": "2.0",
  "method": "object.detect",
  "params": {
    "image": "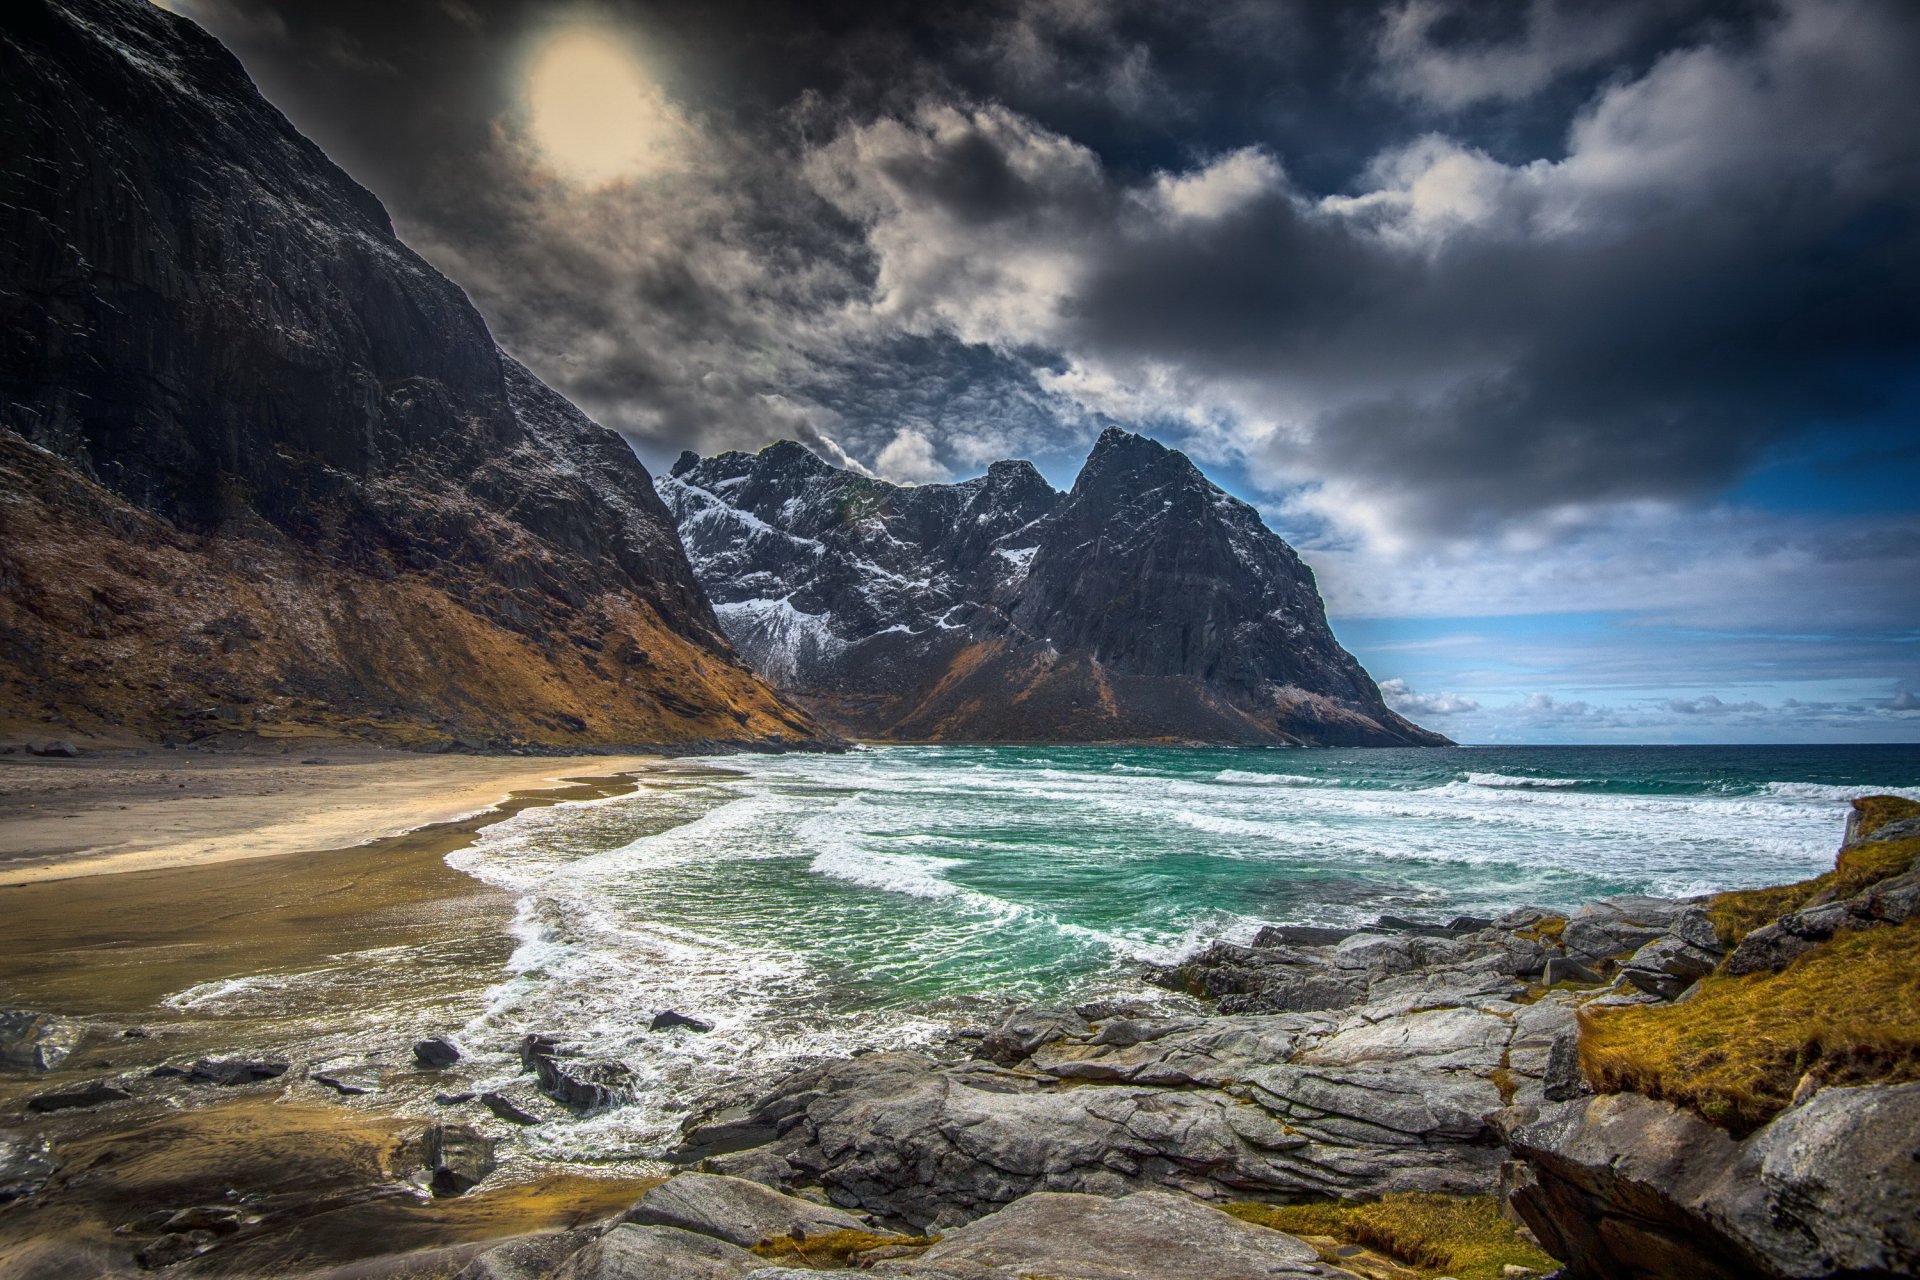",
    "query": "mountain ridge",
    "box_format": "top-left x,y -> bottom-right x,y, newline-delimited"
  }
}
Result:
665,427 -> 1447,747
0,0 -> 823,750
